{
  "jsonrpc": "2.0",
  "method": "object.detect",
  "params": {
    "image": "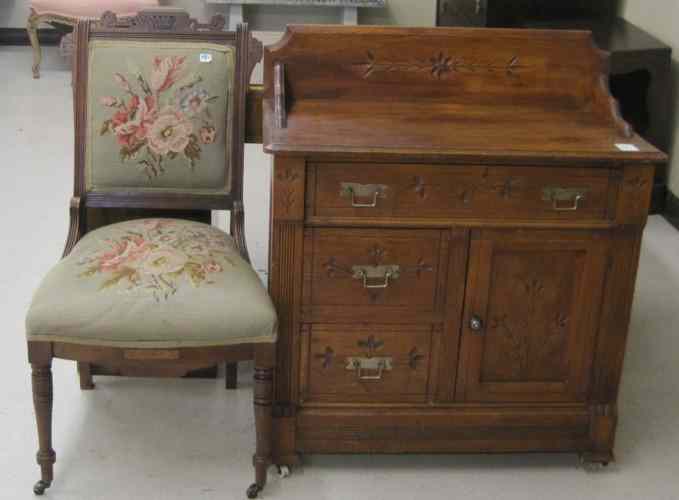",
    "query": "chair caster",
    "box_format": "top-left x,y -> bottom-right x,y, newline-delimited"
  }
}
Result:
582,461 -> 609,472
277,465 -> 291,478
247,483 -> 262,499
33,480 -> 51,495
